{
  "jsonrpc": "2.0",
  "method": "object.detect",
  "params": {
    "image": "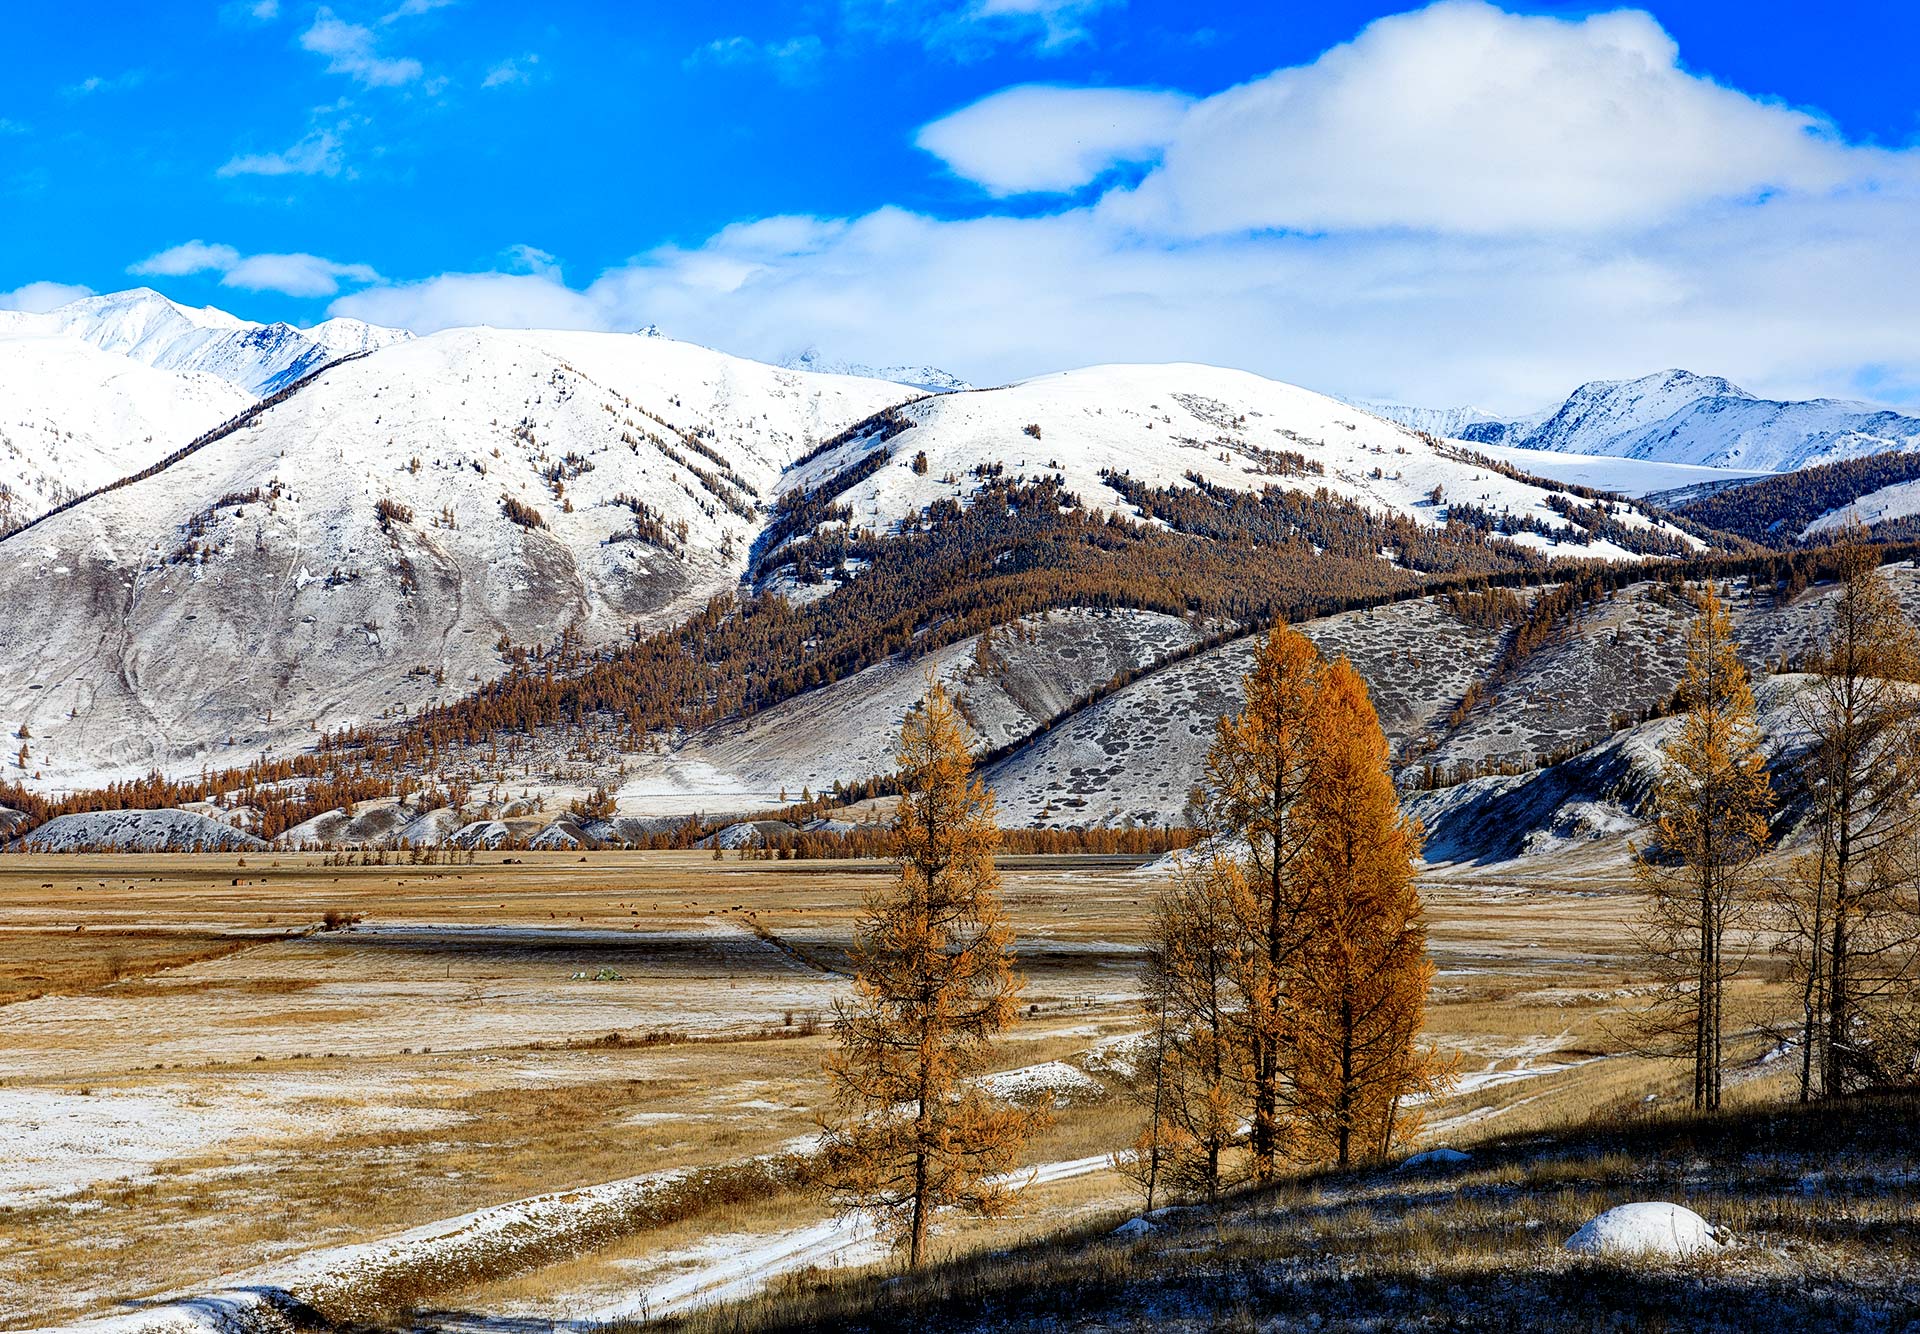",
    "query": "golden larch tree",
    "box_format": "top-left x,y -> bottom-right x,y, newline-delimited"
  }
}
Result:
1197,623 -> 1323,1182
1781,546 -> 1920,1098
818,681 -> 1039,1266
1135,849 -> 1247,1200
1634,585 -> 1773,1110
1287,656 -> 1447,1166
